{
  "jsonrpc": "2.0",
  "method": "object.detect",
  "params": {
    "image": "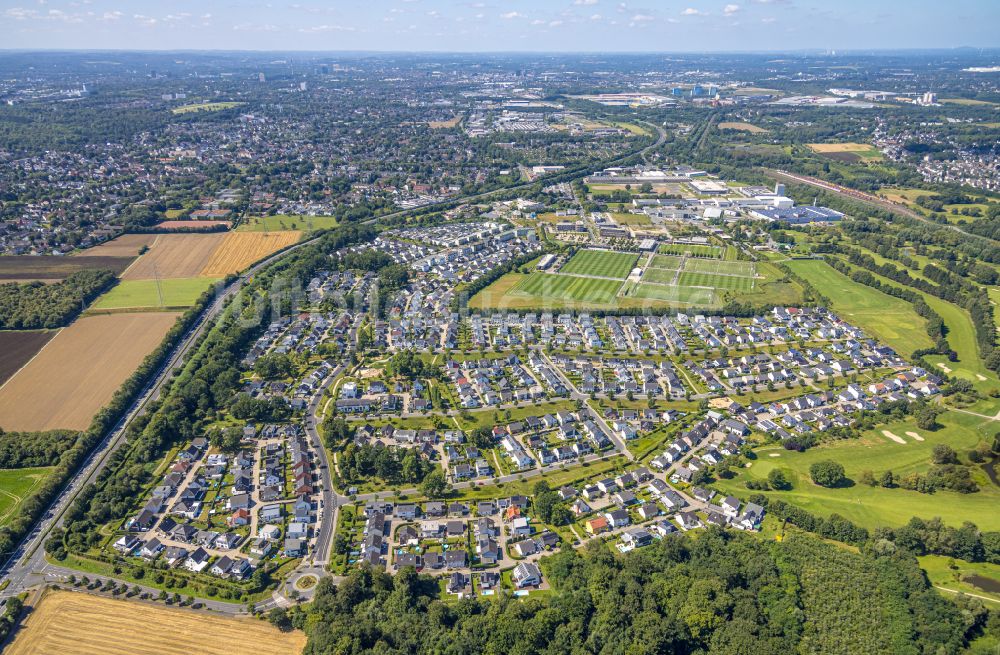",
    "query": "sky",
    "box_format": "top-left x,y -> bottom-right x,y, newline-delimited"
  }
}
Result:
1,0 -> 998,52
